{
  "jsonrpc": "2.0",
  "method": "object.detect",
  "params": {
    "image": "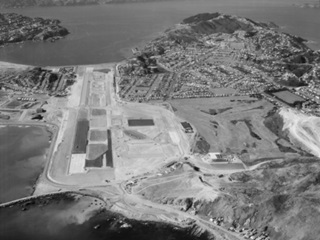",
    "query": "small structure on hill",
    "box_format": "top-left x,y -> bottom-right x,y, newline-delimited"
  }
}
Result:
181,122 -> 193,133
